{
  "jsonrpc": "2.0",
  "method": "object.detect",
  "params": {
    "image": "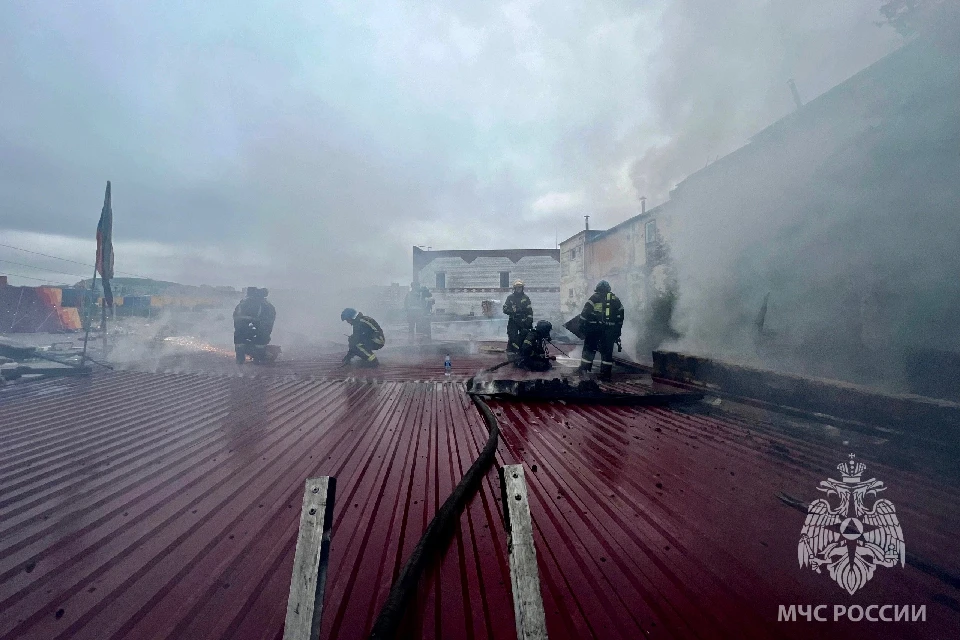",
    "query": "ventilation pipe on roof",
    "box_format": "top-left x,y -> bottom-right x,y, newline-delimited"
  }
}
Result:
640,196 -> 647,215
584,215 -> 590,231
